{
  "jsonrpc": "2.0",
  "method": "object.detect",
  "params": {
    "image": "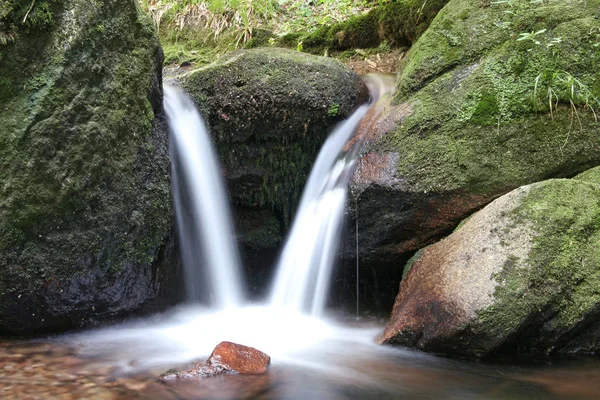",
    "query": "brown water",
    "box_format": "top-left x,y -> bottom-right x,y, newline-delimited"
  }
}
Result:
2,334 -> 600,400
